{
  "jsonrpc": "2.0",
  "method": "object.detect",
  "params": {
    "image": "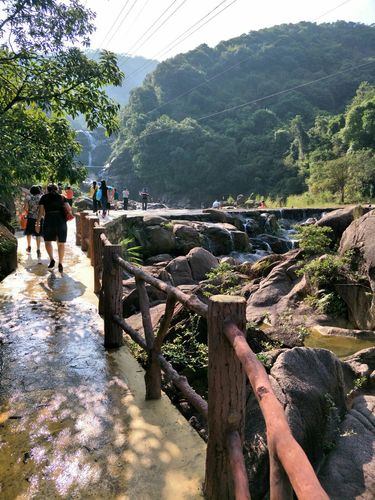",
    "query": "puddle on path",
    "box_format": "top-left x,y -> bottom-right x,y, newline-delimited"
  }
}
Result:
0,227 -> 131,499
